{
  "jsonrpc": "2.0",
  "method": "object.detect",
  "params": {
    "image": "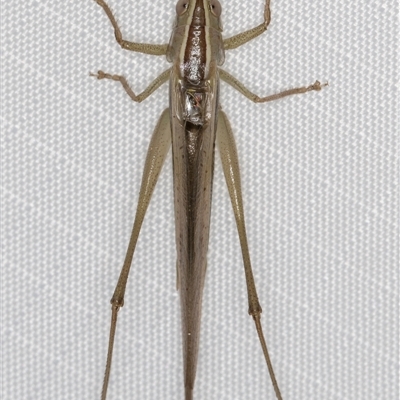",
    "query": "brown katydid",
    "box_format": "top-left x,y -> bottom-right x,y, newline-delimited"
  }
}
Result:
91,1 -> 326,398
